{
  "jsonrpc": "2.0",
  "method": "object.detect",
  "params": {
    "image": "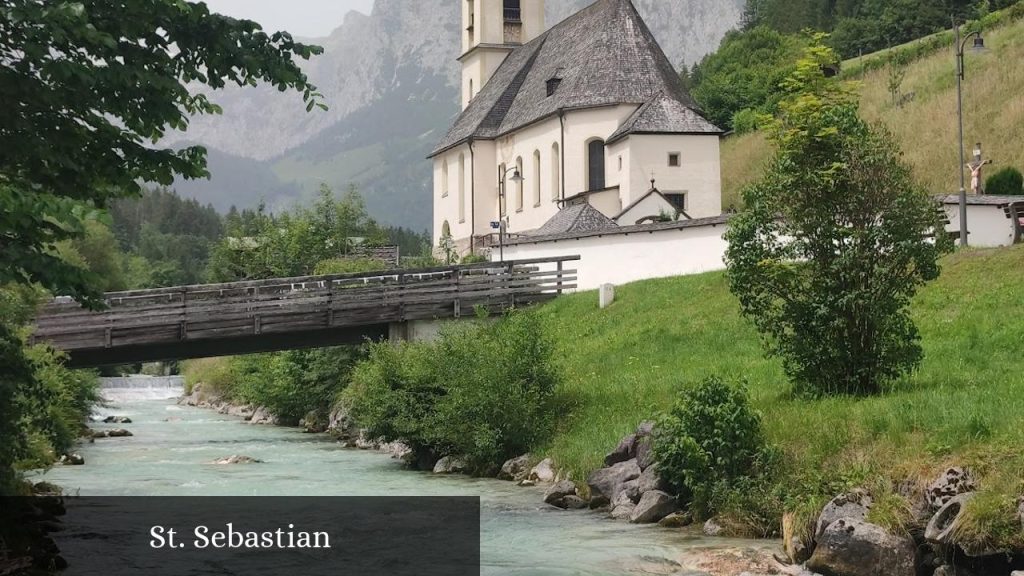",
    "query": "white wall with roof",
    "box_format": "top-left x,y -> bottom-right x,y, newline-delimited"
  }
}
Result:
942,202 -> 1020,247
